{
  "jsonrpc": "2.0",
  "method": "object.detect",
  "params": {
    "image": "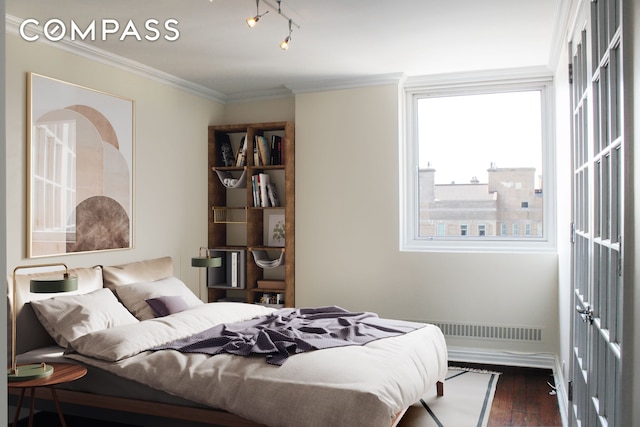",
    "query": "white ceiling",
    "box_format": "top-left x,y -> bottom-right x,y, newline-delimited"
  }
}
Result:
6,0 -> 563,102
